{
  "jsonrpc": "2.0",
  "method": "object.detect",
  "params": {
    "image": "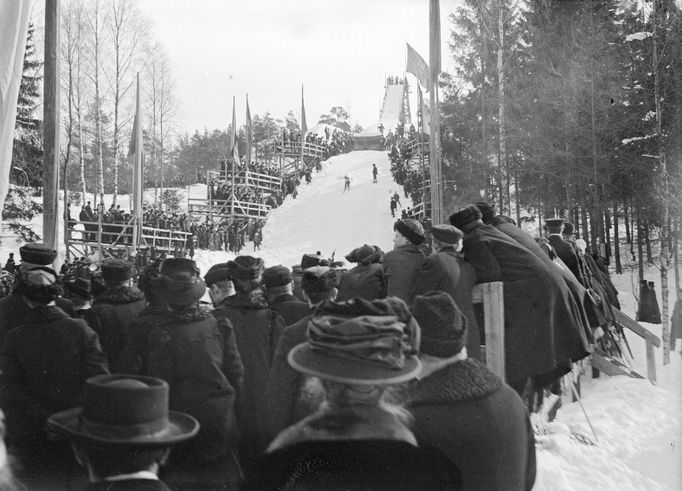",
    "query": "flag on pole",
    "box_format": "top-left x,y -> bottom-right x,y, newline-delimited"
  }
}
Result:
418,84 -> 430,135
301,85 -> 308,135
230,96 -> 240,166
406,43 -> 430,89
245,94 -> 253,169
128,73 -> 143,240
429,0 -> 442,84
